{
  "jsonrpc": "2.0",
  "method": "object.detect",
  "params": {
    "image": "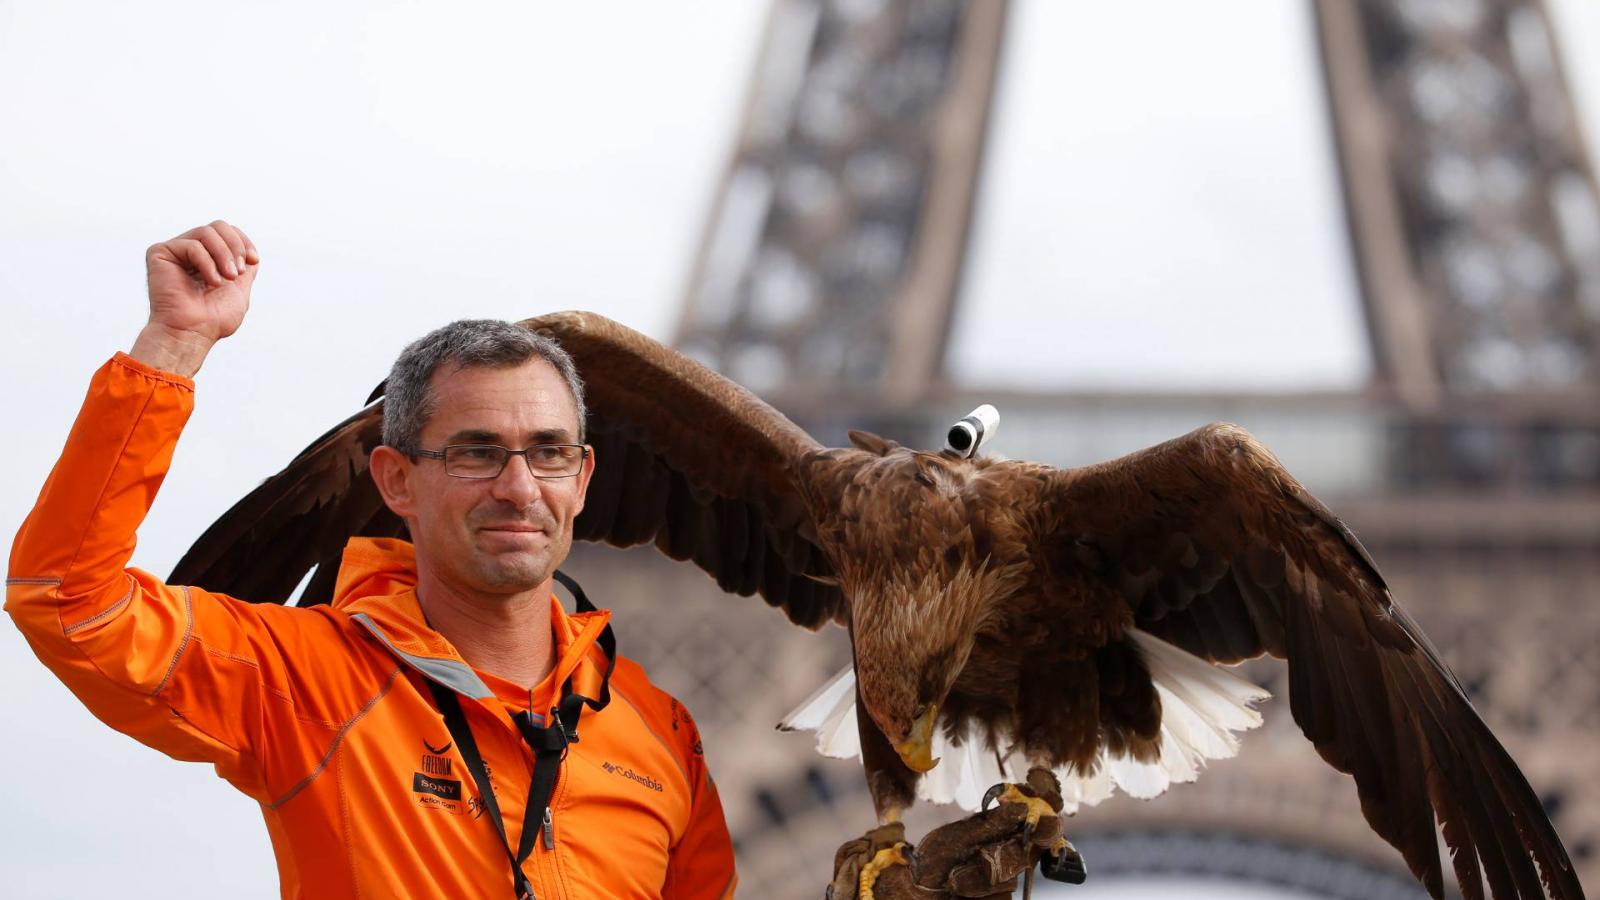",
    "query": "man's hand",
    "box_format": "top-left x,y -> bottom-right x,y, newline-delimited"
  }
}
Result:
129,220 -> 260,377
